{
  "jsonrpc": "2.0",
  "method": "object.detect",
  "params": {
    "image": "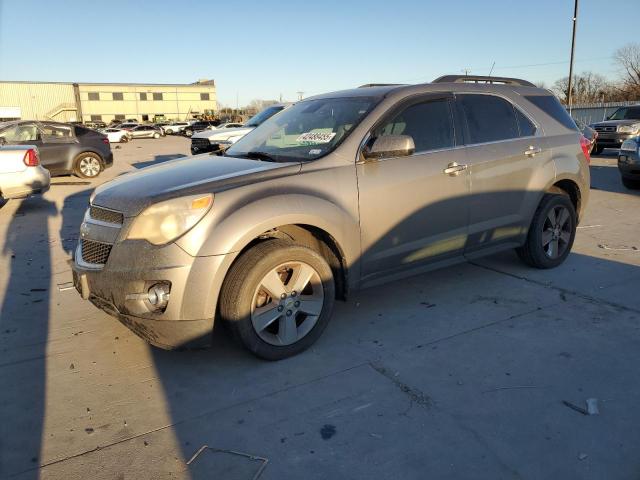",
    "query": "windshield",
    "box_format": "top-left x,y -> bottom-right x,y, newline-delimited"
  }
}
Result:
608,106 -> 640,121
226,97 -> 378,162
244,106 -> 285,127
